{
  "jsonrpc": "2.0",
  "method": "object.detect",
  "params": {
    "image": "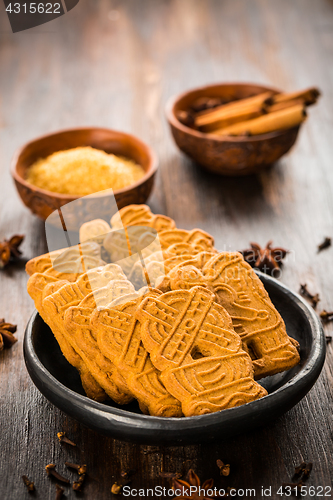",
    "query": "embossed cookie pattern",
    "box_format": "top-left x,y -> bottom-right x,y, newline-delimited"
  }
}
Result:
137,286 -> 267,416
